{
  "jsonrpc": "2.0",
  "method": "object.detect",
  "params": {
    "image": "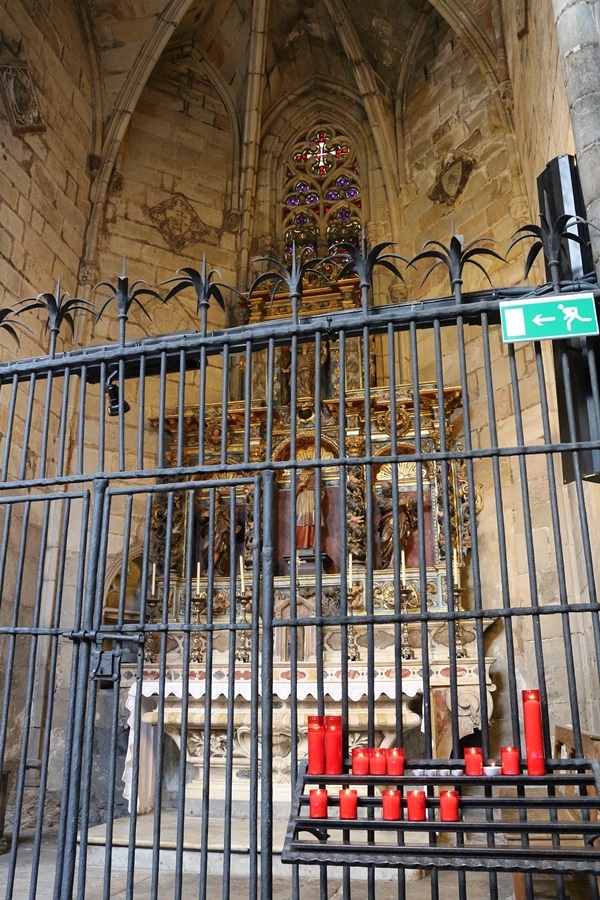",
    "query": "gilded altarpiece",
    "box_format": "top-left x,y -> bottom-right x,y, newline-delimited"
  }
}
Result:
125,281 -> 494,806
